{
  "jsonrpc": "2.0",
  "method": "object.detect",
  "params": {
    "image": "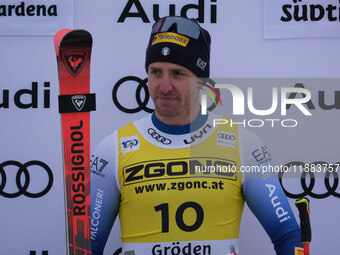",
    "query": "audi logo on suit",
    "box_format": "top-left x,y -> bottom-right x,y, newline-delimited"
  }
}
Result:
147,128 -> 172,145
